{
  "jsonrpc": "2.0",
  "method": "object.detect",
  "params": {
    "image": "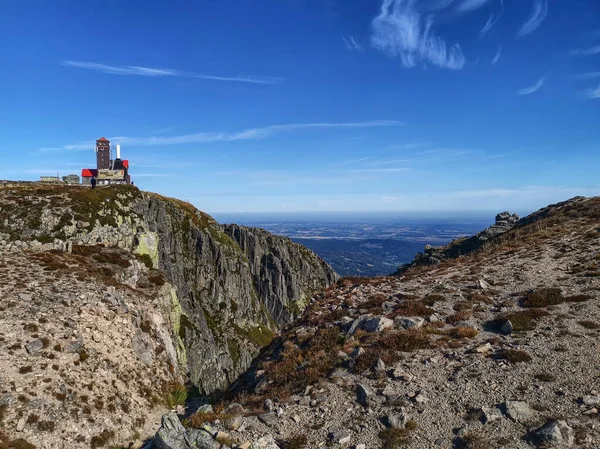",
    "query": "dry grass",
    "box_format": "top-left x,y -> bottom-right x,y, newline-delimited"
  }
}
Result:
388,300 -> 434,318
448,326 -> 479,339
183,405 -> 233,428
522,288 -> 563,308
578,320 -> 600,330
489,309 -> 550,332
501,349 -> 532,363
279,435 -> 308,449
